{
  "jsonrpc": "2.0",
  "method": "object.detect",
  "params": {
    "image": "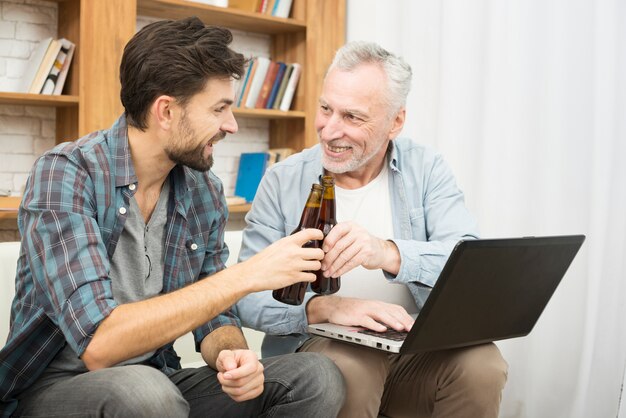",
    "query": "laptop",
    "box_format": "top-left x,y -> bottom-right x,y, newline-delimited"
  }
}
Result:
307,235 -> 585,354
